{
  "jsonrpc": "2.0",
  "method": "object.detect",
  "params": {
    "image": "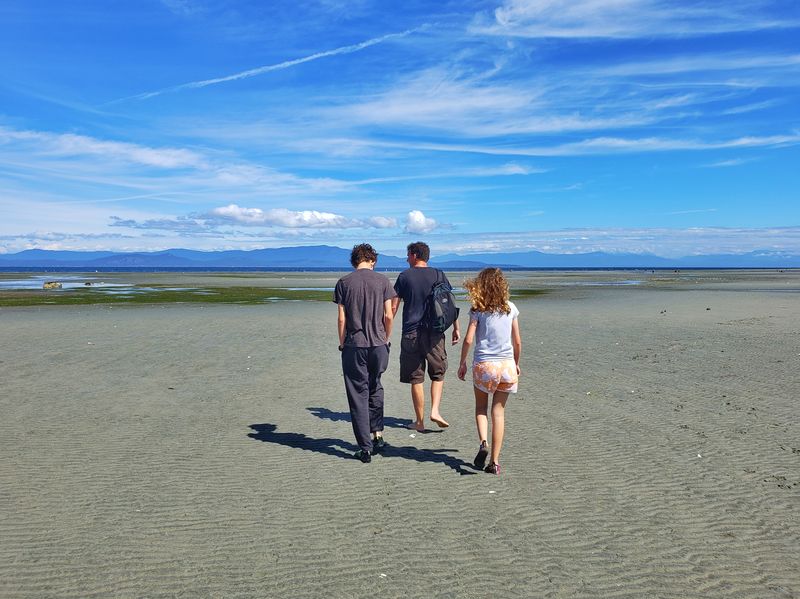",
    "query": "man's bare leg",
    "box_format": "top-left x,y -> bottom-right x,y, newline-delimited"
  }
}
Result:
429,380 -> 449,427
408,383 -> 425,431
